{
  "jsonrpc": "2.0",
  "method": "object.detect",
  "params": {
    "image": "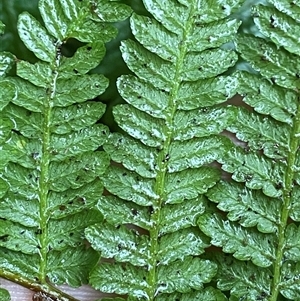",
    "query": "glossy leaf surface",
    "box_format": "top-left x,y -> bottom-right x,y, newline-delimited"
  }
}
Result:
199,1 -> 300,300
86,0 -> 241,299
0,0 -> 124,299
